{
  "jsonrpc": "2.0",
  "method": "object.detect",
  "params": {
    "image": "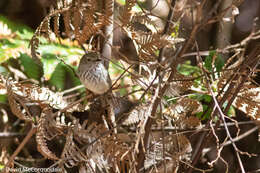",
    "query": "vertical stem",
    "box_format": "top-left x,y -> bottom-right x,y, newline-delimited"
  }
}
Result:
102,0 -> 114,69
